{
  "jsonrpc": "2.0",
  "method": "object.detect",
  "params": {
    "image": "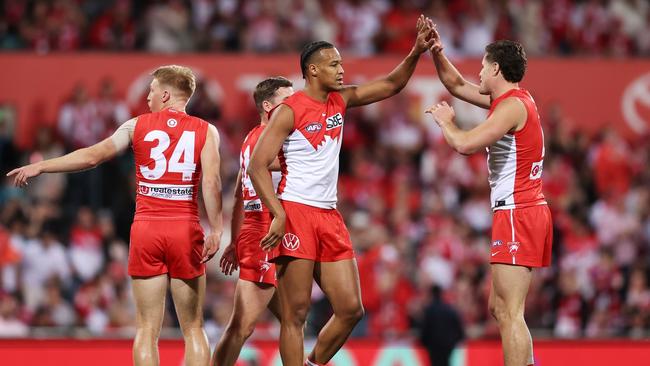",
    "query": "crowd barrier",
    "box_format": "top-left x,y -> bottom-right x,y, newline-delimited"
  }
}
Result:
1,339 -> 649,365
